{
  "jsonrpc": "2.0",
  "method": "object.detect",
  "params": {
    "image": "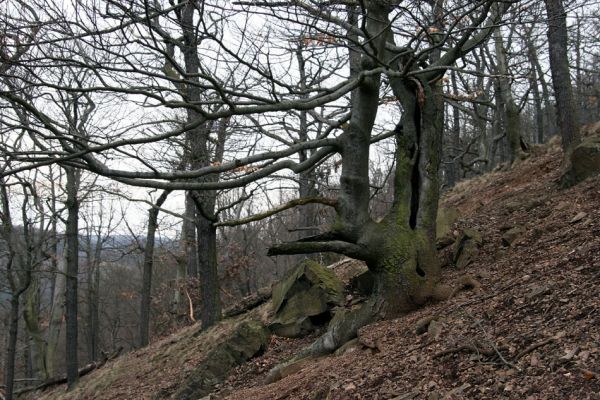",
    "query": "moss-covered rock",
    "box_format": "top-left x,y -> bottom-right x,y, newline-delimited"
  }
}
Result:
170,320 -> 270,400
436,207 -> 460,249
270,259 -> 344,338
501,225 -> 525,246
561,135 -> 600,187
